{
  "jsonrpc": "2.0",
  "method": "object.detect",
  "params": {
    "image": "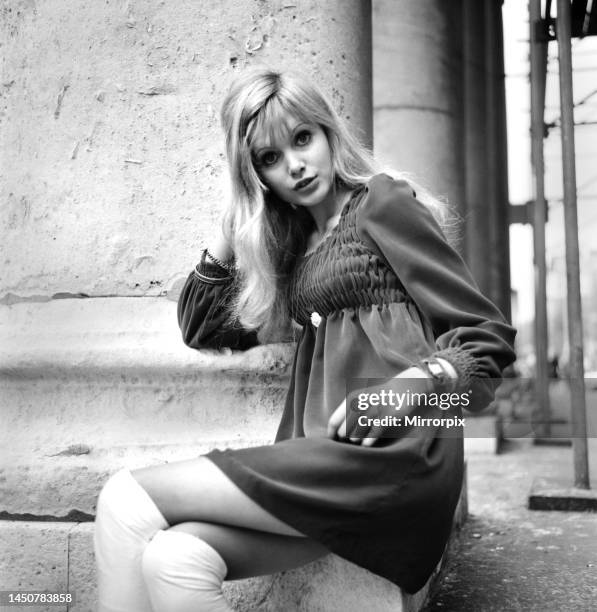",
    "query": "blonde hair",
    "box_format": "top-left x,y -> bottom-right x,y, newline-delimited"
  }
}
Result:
219,68 -> 452,338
